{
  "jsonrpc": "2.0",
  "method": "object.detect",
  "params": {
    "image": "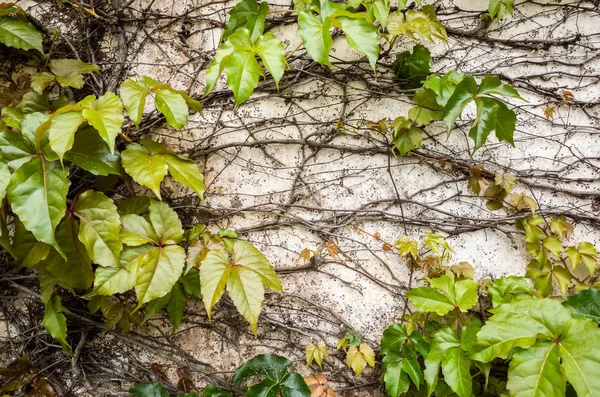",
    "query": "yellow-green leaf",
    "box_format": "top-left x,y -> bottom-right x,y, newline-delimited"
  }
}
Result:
119,79 -> 149,128
82,92 -> 124,153
42,294 -> 71,351
135,245 -> 186,307
155,89 -> 188,130
0,16 -> 43,53
121,143 -> 168,199
48,59 -> 100,89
